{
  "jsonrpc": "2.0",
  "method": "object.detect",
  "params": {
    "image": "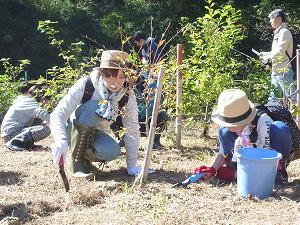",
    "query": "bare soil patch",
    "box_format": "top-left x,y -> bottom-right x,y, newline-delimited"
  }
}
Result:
1,123 -> 300,225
